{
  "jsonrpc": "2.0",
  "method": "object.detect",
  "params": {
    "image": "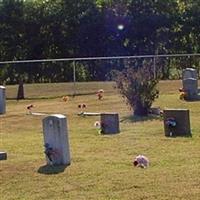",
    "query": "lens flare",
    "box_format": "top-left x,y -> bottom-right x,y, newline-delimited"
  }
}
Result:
117,24 -> 124,30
